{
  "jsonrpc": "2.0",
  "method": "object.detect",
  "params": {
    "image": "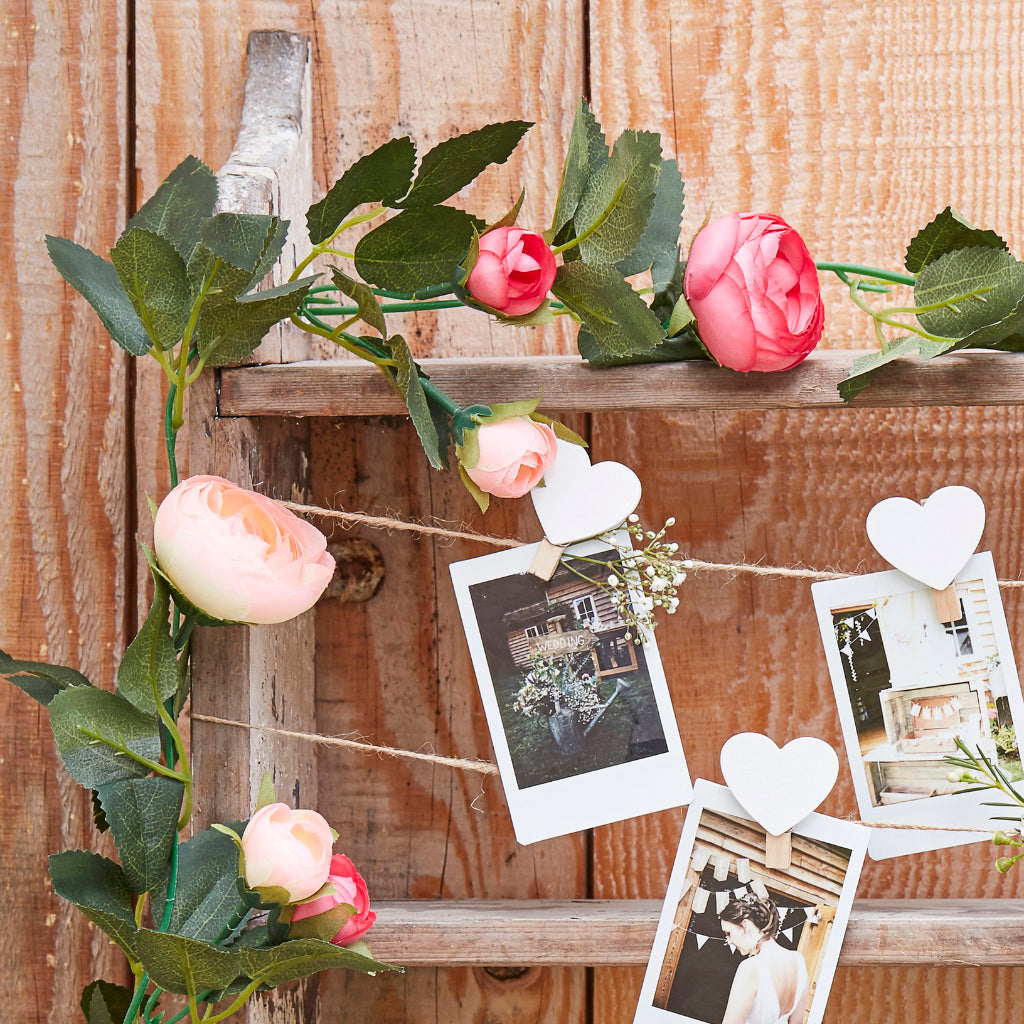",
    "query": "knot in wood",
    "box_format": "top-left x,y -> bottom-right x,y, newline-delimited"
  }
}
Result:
326,539 -> 385,602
